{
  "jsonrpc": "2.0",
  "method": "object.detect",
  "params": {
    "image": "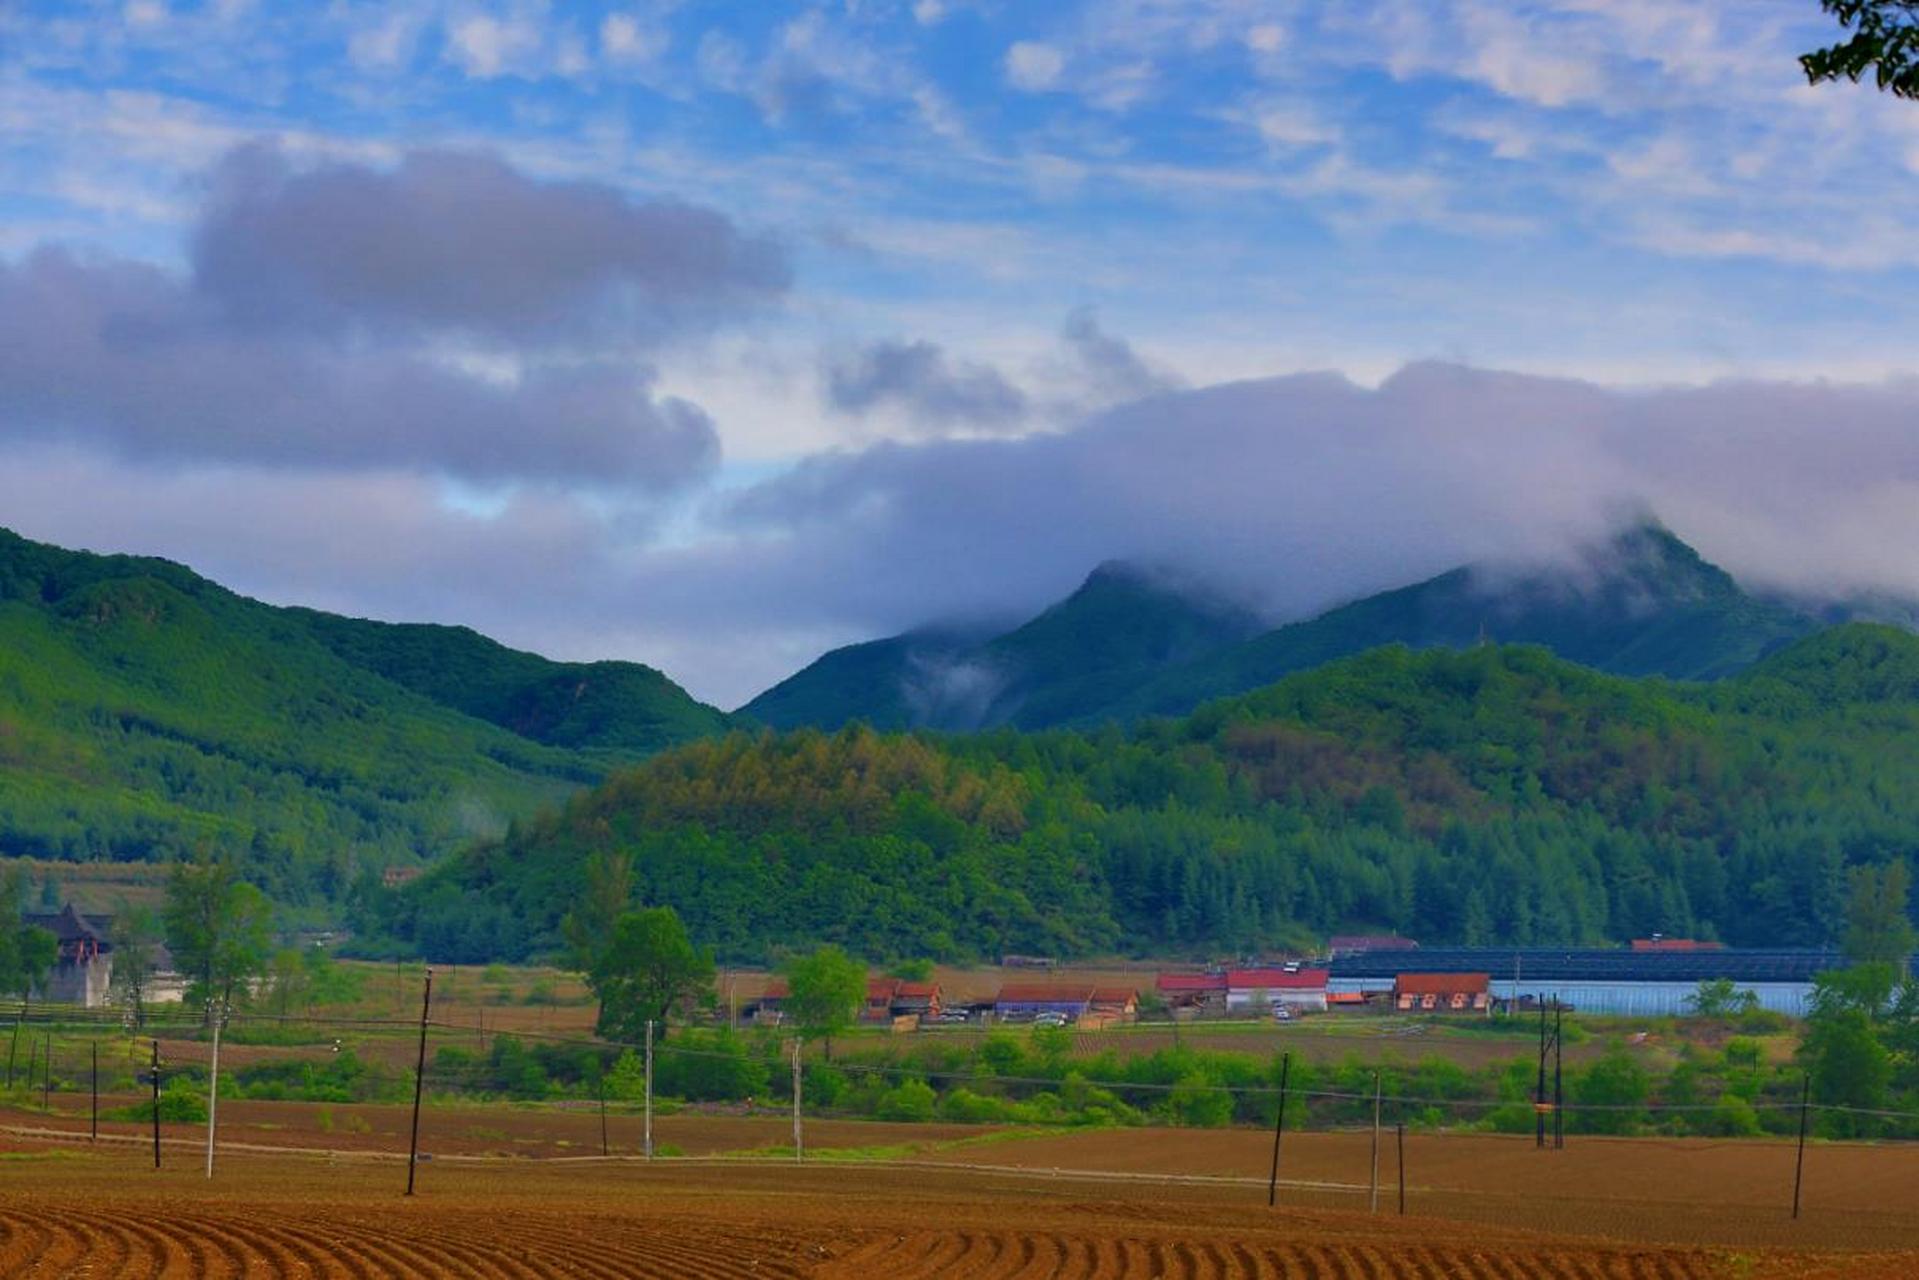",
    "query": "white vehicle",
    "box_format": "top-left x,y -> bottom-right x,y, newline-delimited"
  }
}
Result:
1272,1005 -> 1294,1022
1033,1011 -> 1070,1028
